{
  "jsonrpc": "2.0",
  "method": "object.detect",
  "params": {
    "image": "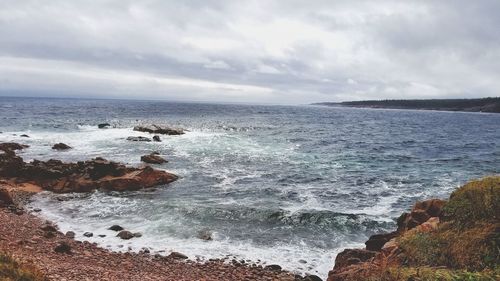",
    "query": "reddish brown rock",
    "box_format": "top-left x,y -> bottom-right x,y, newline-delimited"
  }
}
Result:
397,199 -> 446,232
141,153 -> 167,164
333,249 -> 377,270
